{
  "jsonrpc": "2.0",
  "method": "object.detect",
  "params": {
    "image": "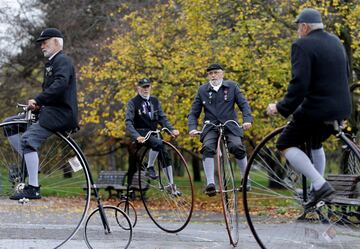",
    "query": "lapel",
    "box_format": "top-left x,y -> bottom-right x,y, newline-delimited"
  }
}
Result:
149,100 -> 154,120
